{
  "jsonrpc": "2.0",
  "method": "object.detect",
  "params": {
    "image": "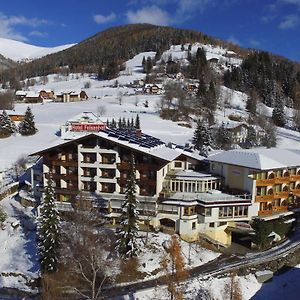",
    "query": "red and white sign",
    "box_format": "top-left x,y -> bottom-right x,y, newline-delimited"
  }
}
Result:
71,123 -> 106,132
